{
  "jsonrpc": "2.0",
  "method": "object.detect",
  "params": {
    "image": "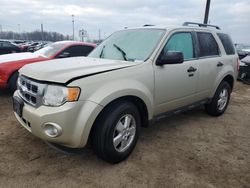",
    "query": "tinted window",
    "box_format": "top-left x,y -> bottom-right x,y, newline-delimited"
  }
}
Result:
217,33 -> 235,55
80,46 -> 94,56
164,32 -> 194,60
2,42 -> 13,47
197,32 -> 219,57
63,45 -> 94,57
